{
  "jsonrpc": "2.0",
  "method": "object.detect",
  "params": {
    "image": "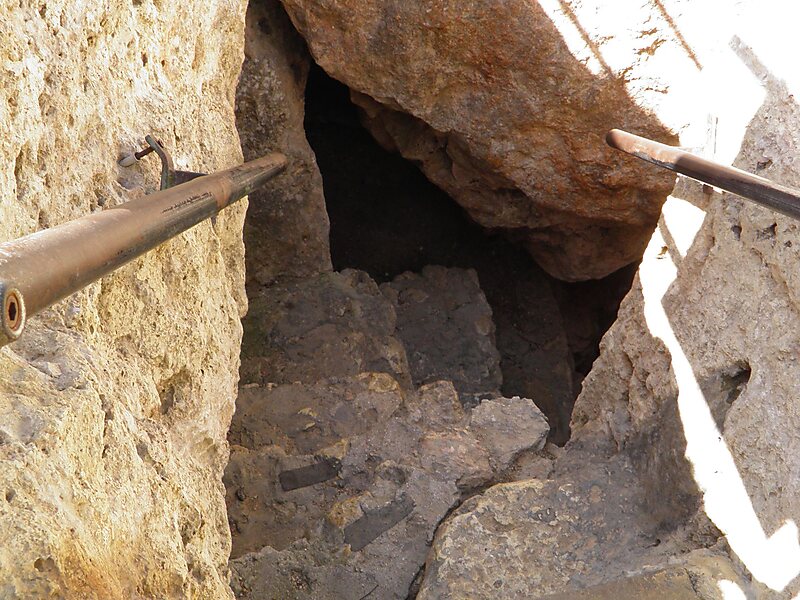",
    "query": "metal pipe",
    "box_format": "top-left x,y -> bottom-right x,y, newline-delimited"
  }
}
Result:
606,129 -> 800,221
0,152 -> 287,346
